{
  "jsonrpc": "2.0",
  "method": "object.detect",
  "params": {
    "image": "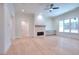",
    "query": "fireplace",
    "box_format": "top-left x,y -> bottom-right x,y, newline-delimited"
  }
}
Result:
34,25 -> 46,37
37,32 -> 44,36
